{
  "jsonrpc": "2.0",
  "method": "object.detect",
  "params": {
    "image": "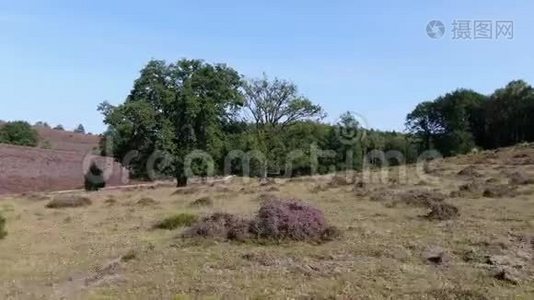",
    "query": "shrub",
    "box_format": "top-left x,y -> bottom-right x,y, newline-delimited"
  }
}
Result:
0,214 -> 7,239
121,250 -> 137,262
426,202 -> 460,221
74,124 -> 86,134
183,212 -> 251,241
251,199 -> 328,241
84,162 -> 106,191
46,195 -> 92,208
155,213 -> 198,230
388,190 -> 446,208
0,121 -> 39,147
183,199 -> 340,243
